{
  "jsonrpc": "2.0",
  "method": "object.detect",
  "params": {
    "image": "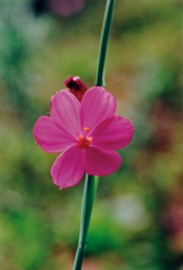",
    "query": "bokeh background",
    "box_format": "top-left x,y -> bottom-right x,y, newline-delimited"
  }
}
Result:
0,0 -> 182,269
